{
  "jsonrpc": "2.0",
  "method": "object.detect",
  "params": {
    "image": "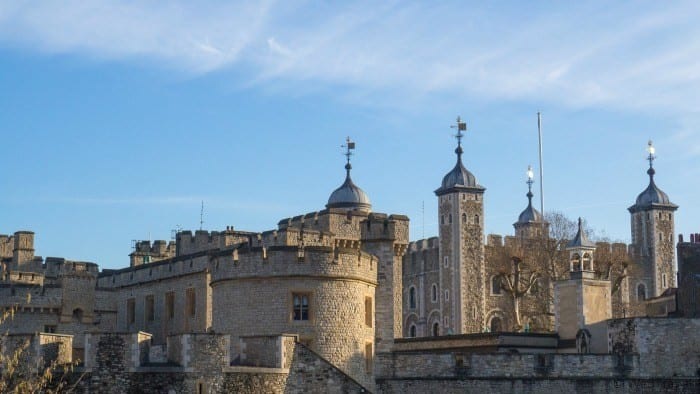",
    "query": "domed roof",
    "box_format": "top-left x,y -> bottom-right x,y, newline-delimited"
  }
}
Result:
629,167 -> 677,213
435,145 -> 484,196
516,194 -> 543,225
326,163 -> 372,212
